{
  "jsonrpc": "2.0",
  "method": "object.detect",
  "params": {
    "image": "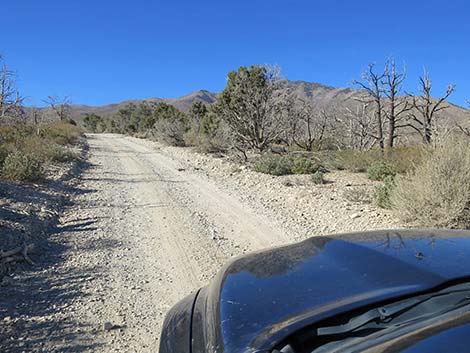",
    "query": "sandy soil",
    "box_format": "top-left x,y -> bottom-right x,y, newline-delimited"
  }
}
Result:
0,134 -> 401,352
